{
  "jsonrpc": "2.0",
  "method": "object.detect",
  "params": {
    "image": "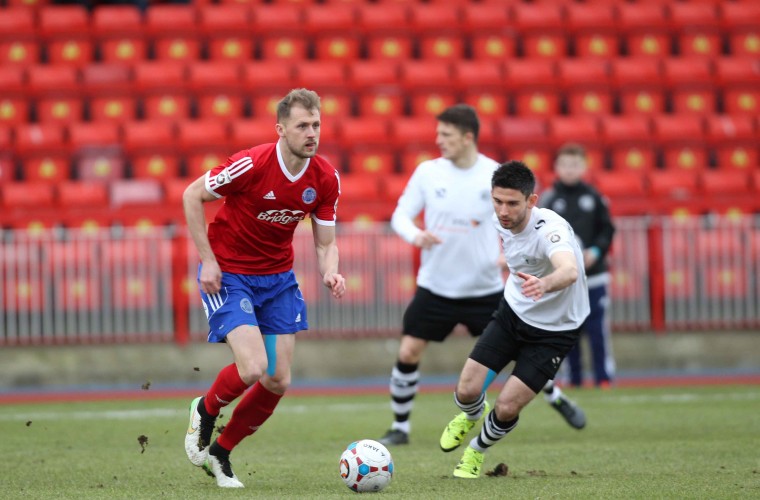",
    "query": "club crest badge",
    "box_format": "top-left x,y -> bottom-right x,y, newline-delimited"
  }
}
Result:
302,187 -> 317,204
